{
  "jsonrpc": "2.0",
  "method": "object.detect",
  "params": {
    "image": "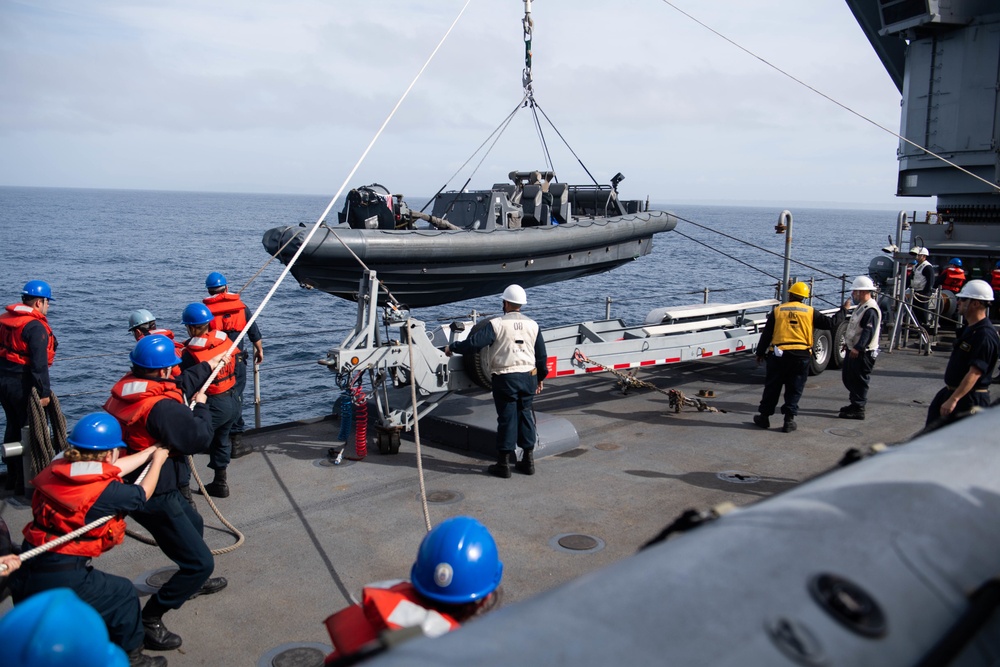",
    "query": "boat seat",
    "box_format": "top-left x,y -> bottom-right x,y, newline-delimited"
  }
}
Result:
521,184 -> 551,227
548,183 -> 569,223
